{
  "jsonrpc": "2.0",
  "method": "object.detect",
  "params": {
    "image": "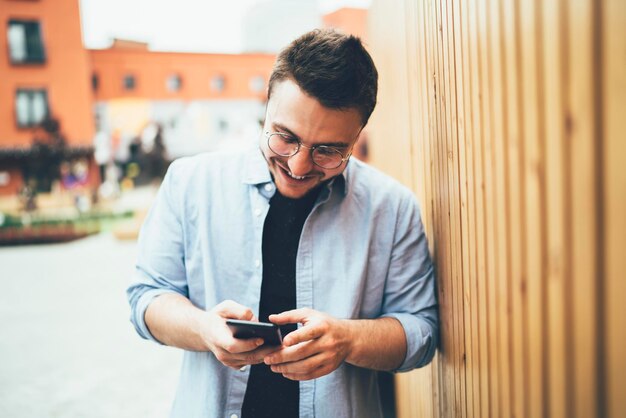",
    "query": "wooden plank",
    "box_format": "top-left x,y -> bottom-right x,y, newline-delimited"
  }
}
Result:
451,0 -> 476,415
468,0 -> 491,414
404,0 -> 433,413
418,1 -> 442,415
431,1 -> 456,414
502,0 -> 528,416
568,0 -> 599,417
487,0 -> 512,414
425,0 -> 454,416
477,0 -> 501,413
541,0 -> 570,417
438,0 -> 466,415
602,2 -> 626,417
519,0 -> 547,416
460,0 -> 482,415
